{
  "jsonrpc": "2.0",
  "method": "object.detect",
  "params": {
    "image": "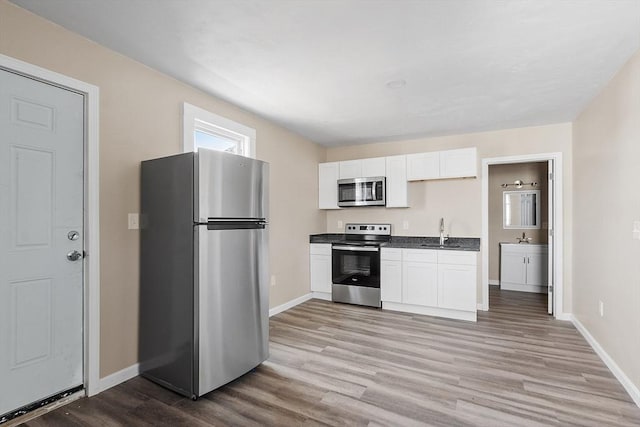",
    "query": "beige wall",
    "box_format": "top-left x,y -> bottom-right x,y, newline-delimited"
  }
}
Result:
488,162 -> 548,282
326,123 -> 572,310
573,49 -> 640,392
0,1 -> 326,377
